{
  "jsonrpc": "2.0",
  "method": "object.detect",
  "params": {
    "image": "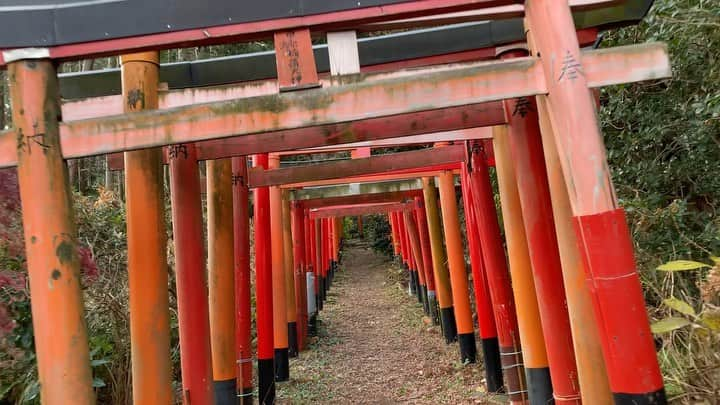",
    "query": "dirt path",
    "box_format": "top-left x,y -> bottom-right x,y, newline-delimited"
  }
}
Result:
277,240 -> 503,404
